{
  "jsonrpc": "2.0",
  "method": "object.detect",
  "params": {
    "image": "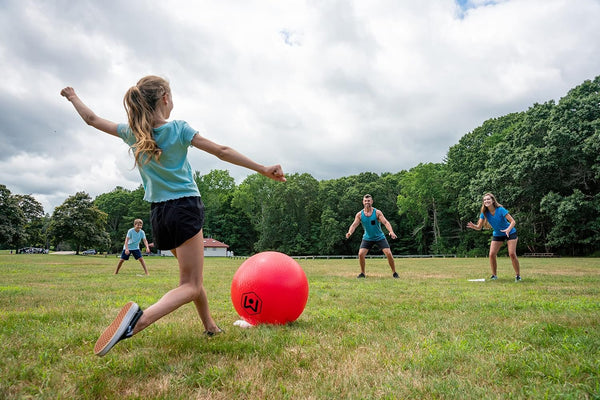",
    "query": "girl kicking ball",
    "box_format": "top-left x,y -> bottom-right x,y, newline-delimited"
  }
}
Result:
61,76 -> 286,356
